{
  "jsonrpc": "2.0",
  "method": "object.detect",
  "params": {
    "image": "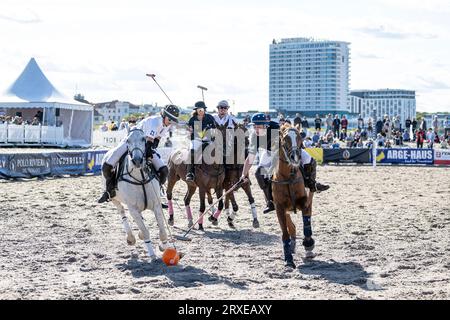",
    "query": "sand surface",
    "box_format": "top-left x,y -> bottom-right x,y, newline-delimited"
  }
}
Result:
0,165 -> 449,300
